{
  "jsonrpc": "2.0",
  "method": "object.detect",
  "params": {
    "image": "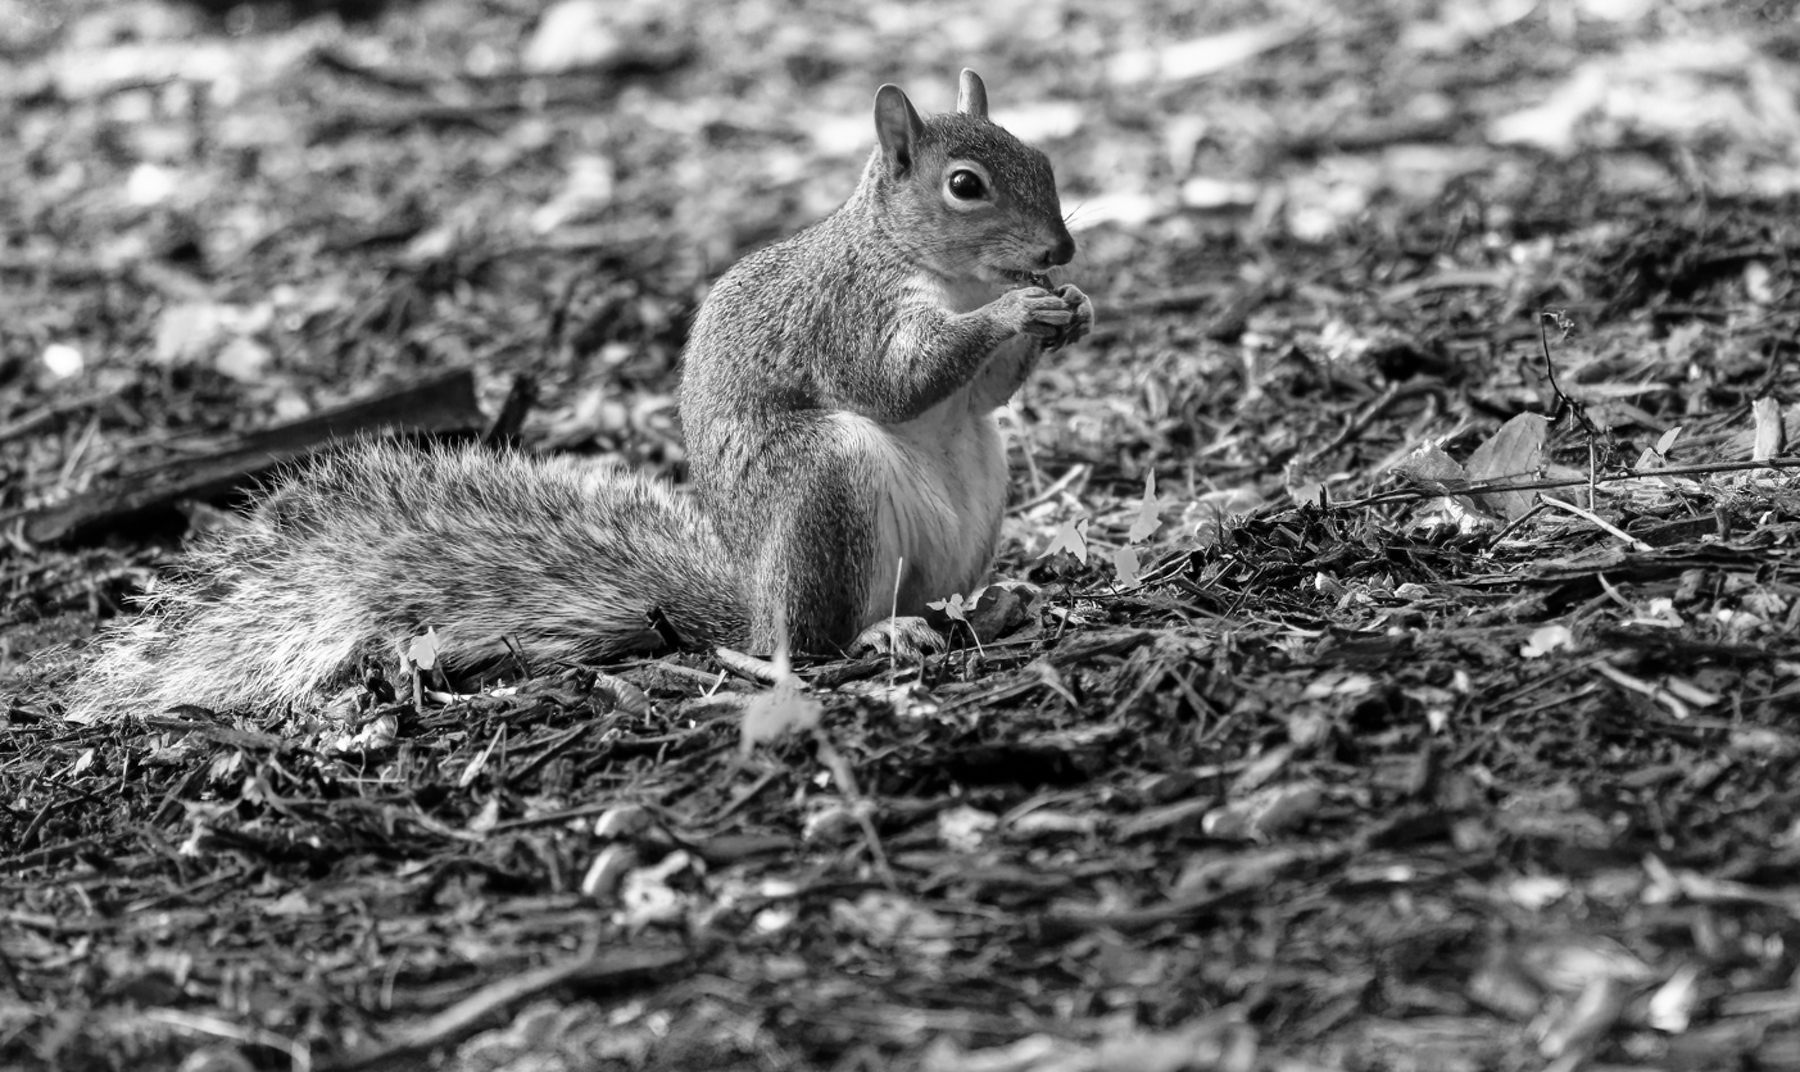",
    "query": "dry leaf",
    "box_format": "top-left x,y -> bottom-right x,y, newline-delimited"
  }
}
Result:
1112,545 -> 1142,587
740,675 -> 821,754
1752,396 -> 1783,462
1521,624 -> 1573,658
1128,470 -> 1162,543
937,804 -> 999,852
1391,441 -> 1470,493
938,580 -> 1038,643
41,342 -> 83,379
1284,456 -> 1326,507
1635,425 -> 1682,472
614,850 -> 695,929
1040,516 -> 1090,564
740,629 -> 821,754
1466,413 -> 1549,520
1648,963 -> 1702,1033
929,592 -> 970,625
1106,23 -> 1304,85
1203,781 -> 1323,840
1538,976 -> 1630,1059
580,843 -> 636,899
